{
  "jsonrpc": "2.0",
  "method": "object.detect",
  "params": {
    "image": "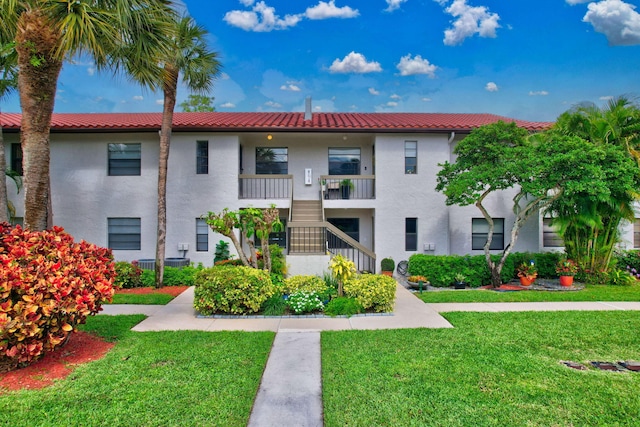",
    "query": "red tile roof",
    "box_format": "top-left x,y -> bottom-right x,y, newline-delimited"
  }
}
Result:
0,112 -> 552,132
